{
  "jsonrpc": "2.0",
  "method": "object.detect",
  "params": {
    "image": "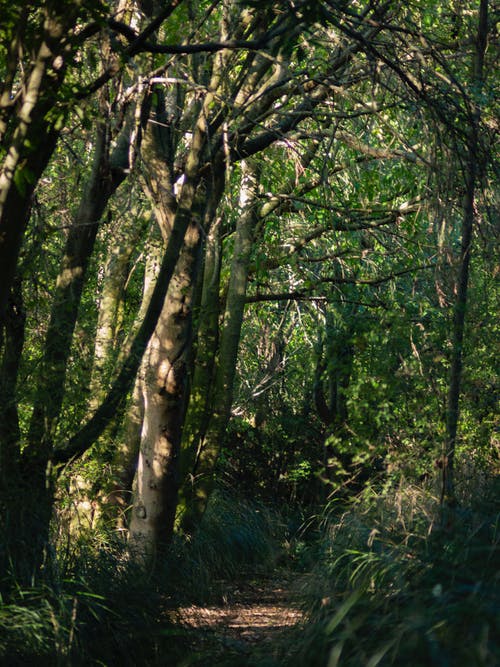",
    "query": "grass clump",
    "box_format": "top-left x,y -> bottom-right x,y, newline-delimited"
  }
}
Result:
0,589 -> 69,665
165,489 -> 286,603
0,532 -> 178,666
0,490 -> 286,665
286,477 -> 499,667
